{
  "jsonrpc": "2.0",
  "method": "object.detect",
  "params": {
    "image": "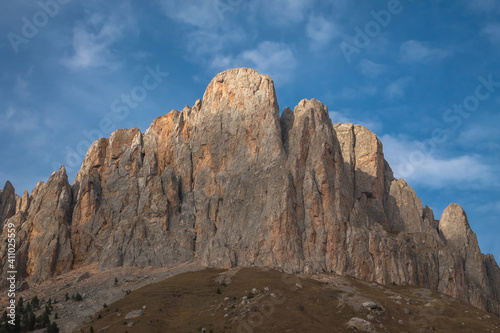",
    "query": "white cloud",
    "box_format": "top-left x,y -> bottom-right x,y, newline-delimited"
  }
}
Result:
63,3 -> 137,70
0,105 -> 64,149
186,28 -> 247,59
473,200 -> 500,214
456,123 -> 500,151
0,107 -> 38,133
158,0 -> 311,29
467,0 -> 500,12
400,40 -> 450,63
155,0 -> 309,80
211,41 -> 298,84
157,0 -> 225,28
380,133 -> 497,189
357,59 -> 387,78
13,76 -> 29,98
306,15 -> 340,51
482,23 -> 500,44
384,76 -> 412,100
12,66 -> 33,98
250,0 -> 313,26
457,123 -> 499,143
156,0 -> 248,69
